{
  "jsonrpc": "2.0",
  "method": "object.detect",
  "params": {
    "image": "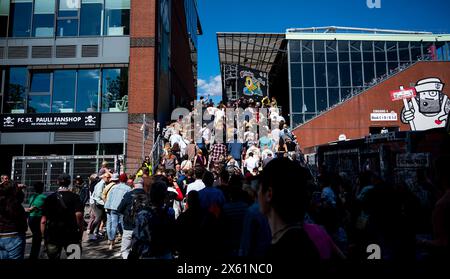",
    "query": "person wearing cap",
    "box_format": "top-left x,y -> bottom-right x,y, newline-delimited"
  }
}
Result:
40,174 -> 84,259
117,177 -> 146,259
89,173 -> 111,240
104,173 -> 130,251
401,77 -> 450,130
